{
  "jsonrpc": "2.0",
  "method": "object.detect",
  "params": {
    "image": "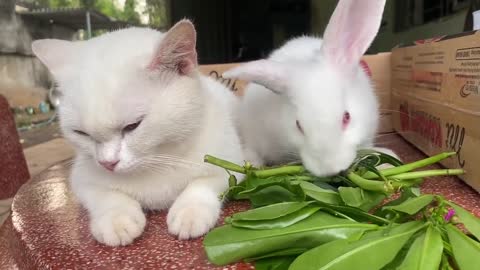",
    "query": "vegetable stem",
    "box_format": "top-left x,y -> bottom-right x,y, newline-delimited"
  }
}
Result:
347,172 -> 392,193
253,166 -> 305,178
204,155 -> 246,174
362,152 -> 456,179
391,169 -> 464,180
